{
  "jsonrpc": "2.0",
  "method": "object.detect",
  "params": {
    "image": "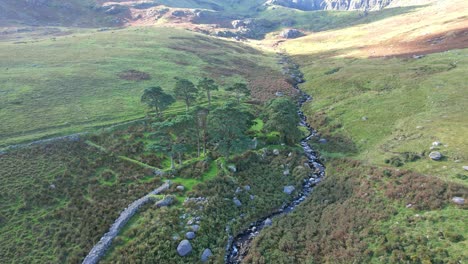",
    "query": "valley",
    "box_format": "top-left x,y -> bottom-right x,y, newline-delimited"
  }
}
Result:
0,0 -> 467,263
